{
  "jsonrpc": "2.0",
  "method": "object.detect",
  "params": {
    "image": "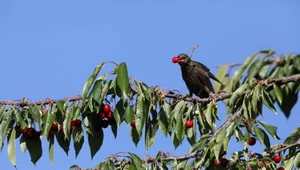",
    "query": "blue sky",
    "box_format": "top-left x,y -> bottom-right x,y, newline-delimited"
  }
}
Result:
0,1 -> 300,169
